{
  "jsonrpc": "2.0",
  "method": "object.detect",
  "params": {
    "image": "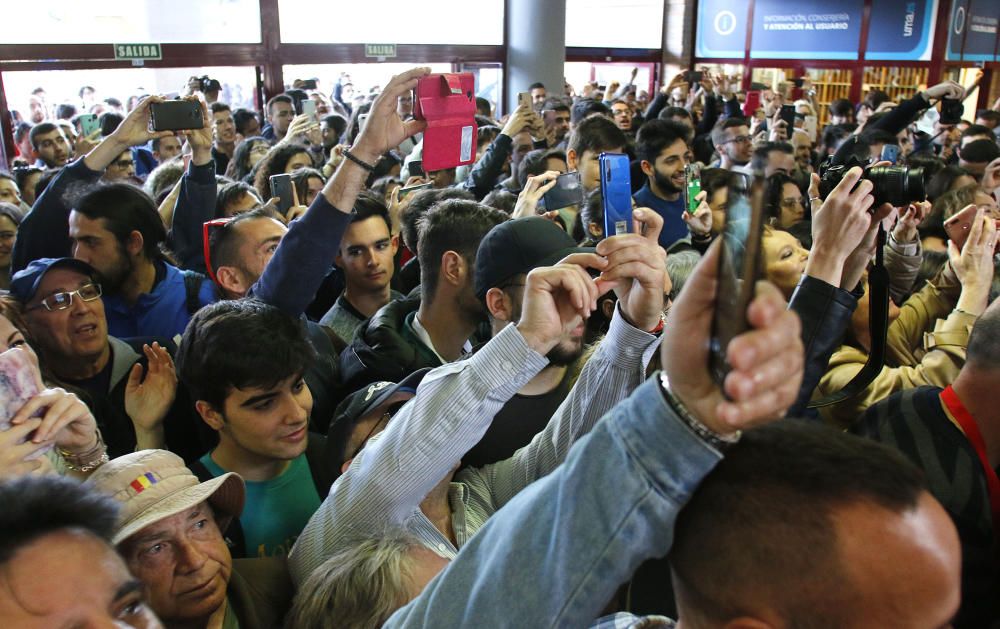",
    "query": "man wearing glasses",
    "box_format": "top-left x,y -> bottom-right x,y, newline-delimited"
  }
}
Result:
711,117 -> 754,172
10,257 -> 200,460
